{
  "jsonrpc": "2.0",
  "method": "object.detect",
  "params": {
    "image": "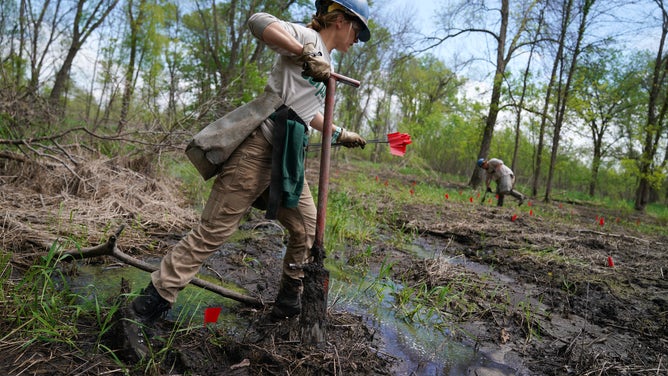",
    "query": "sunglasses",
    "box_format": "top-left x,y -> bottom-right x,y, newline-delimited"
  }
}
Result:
345,19 -> 362,39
